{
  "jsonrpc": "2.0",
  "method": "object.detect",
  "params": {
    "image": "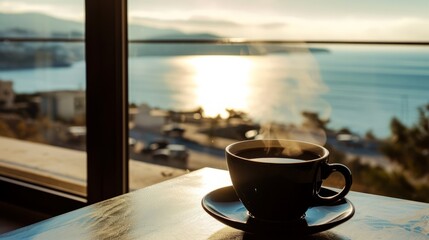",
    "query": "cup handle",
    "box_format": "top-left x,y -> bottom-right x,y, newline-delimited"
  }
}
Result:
315,163 -> 352,204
